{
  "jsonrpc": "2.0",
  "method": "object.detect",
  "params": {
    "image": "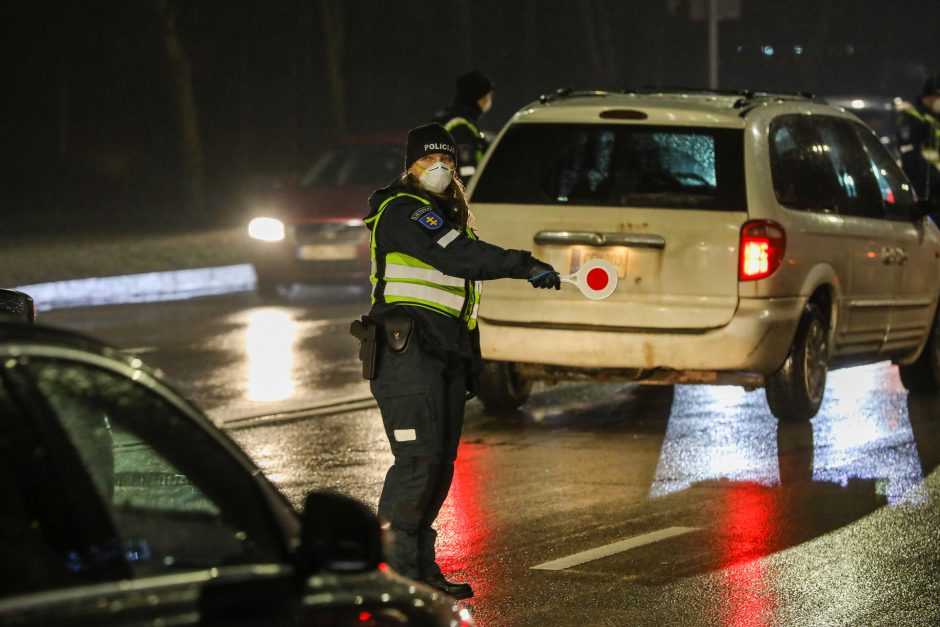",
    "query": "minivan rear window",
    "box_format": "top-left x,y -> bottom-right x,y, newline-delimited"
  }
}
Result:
472,123 -> 746,211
